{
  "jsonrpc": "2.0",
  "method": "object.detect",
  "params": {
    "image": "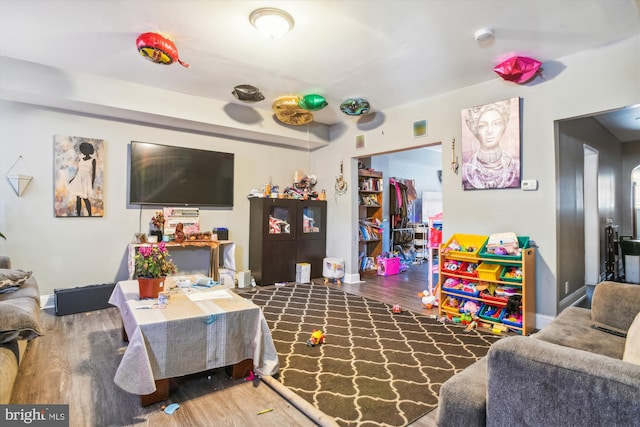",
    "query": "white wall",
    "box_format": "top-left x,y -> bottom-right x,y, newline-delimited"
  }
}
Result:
314,35 -> 640,318
0,100 -> 311,295
1,35 -> 638,320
